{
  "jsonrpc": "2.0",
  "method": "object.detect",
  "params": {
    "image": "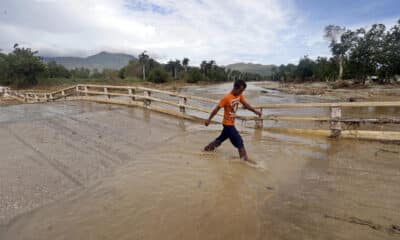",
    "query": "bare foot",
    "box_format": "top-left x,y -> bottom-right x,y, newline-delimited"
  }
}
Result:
245,158 -> 257,165
204,140 -> 220,152
204,146 -> 213,152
